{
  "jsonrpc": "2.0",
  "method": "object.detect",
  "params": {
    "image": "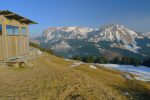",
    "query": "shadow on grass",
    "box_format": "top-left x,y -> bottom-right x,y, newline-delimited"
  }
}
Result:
65,93 -> 86,100
110,79 -> 150,100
